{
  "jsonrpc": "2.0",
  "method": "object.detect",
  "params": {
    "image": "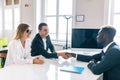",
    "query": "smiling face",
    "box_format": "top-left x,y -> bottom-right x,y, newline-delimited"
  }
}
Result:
39,26 -> 49,38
